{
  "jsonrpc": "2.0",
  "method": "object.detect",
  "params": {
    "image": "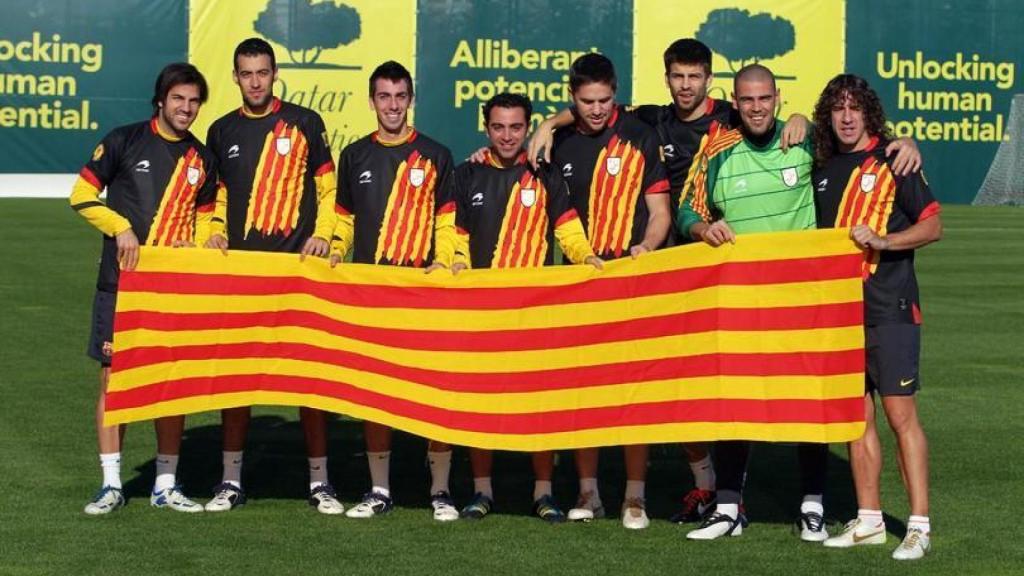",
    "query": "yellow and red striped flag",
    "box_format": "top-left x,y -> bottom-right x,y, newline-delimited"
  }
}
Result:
105,228 -> 866,450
